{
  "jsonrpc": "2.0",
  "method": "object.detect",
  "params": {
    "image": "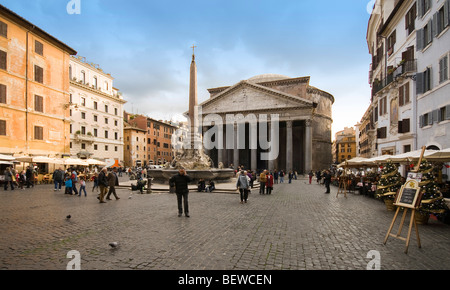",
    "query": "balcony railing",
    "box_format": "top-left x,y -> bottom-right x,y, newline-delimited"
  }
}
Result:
372,59 -> 417,96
